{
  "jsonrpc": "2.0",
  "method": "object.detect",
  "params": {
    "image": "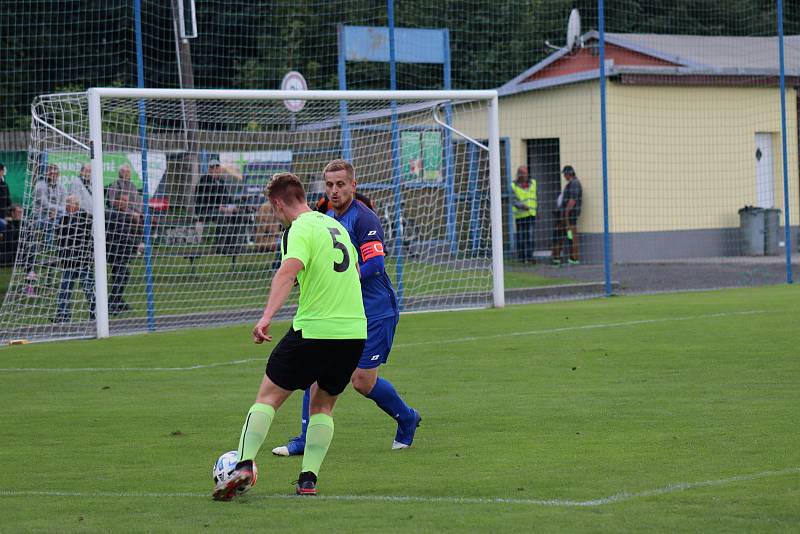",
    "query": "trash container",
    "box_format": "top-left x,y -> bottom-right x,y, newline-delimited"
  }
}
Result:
764,208 -> 782,256
738,206 -> 765,256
